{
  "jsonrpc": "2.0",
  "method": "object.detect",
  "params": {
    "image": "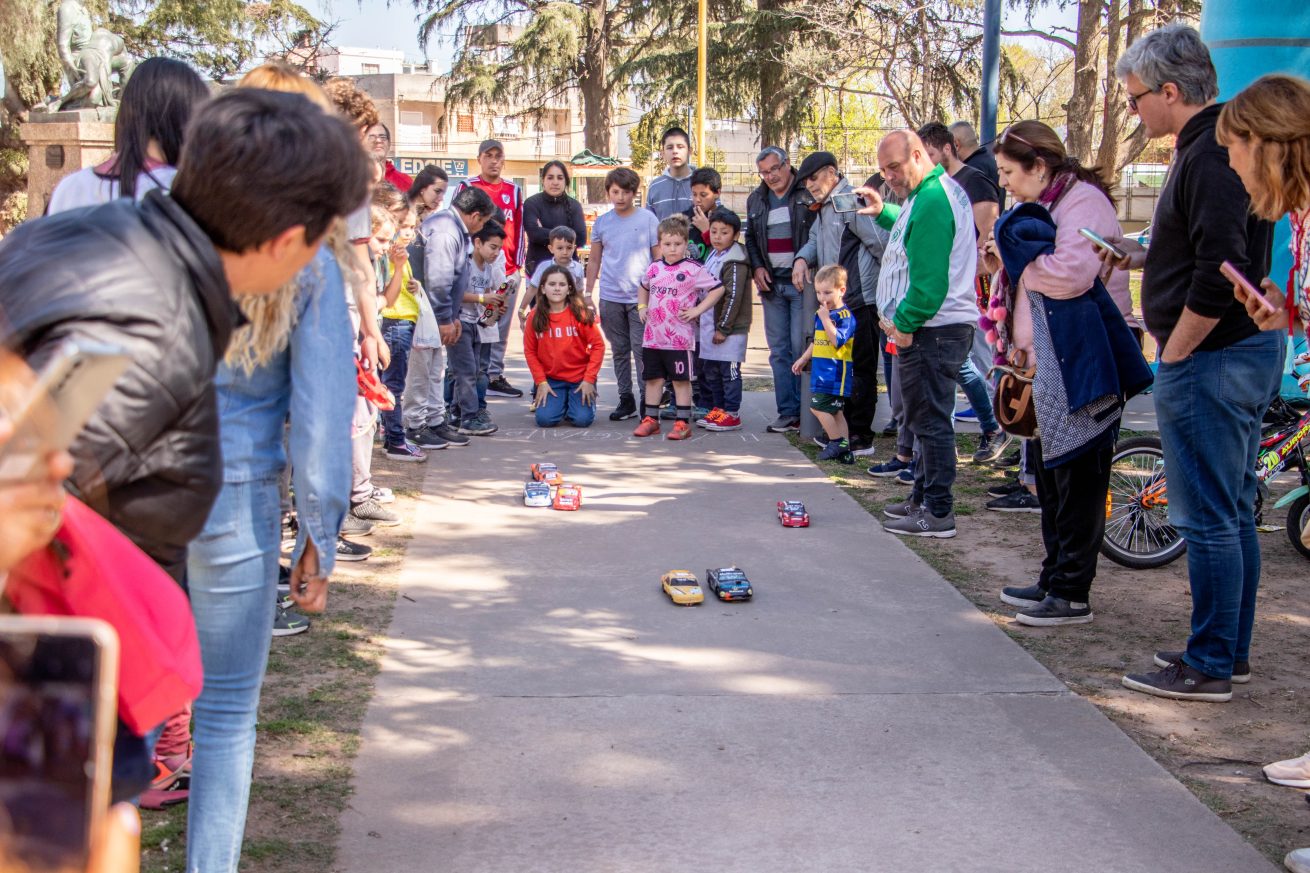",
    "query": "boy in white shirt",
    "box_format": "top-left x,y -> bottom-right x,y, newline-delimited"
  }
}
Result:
520,226 -> 586,323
